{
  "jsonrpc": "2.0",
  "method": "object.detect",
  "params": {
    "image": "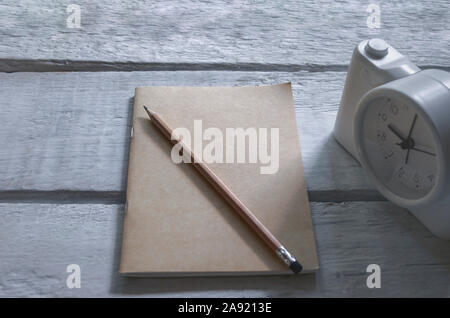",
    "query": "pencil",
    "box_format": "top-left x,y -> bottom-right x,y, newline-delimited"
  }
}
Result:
143,105 -> 303,274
